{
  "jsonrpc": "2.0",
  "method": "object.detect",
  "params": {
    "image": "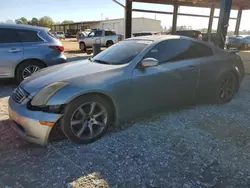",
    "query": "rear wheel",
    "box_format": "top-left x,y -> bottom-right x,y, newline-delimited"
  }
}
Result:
106,41 -> 114,48
215,72 -> 238,103
240,43 -> 248,50
60,95 -> 113,144
80,42 -> 86,51
16,60 -> 45,83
